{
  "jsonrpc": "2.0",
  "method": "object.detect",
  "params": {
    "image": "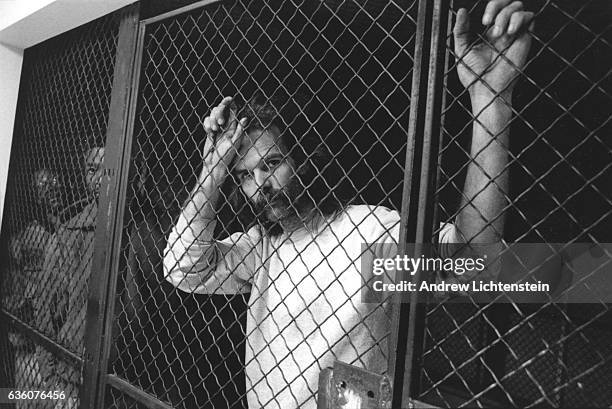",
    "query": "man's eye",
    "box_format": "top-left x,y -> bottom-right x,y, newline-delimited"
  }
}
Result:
238,172 -> 252,182
266,159 -> 281,168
